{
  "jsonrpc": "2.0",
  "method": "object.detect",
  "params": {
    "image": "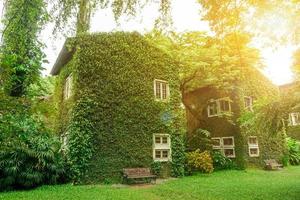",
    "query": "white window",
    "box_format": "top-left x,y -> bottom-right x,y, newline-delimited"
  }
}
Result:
61,132 -> 69,152
154,79 -> 169,101
248,136 -> 259,157
208,101 -> 218,117
207,98 -> 232,117
64,74 -> 73,99
153,134 -> 171,162
244,96 -> 253,111
289,113 -> 300,126
212,136 -> 235,158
